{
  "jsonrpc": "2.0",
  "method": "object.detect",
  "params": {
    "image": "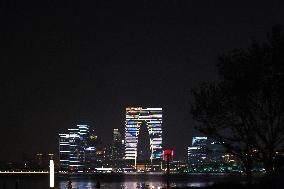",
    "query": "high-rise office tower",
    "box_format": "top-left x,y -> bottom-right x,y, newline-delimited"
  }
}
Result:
111,129 -> 123,168
125,107 -> 162,168
59,124 -> 95,171
188,137 -> 227,166
59,133 -> 70,170
112,129 -> 123,160
85,129 -> 97,169
69,128 -> 83,170
207,140 -> 225,165
187,137 -> 208,165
